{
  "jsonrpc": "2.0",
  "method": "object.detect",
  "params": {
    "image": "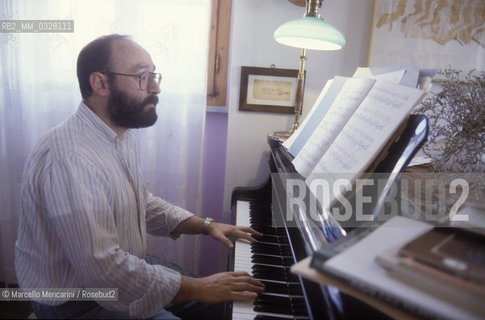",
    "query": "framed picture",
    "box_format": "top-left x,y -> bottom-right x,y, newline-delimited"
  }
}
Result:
367,0 -> 485,73
239,66 -> 301,114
